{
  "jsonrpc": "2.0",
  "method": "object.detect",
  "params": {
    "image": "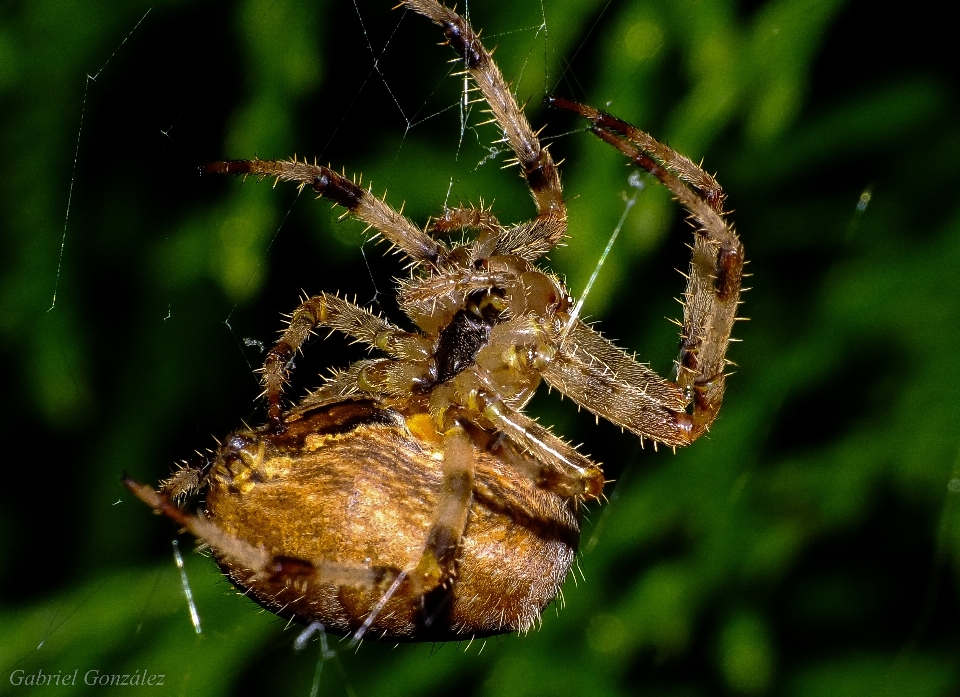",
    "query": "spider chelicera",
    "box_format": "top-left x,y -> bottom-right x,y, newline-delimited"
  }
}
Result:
126,0 -> 743,642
